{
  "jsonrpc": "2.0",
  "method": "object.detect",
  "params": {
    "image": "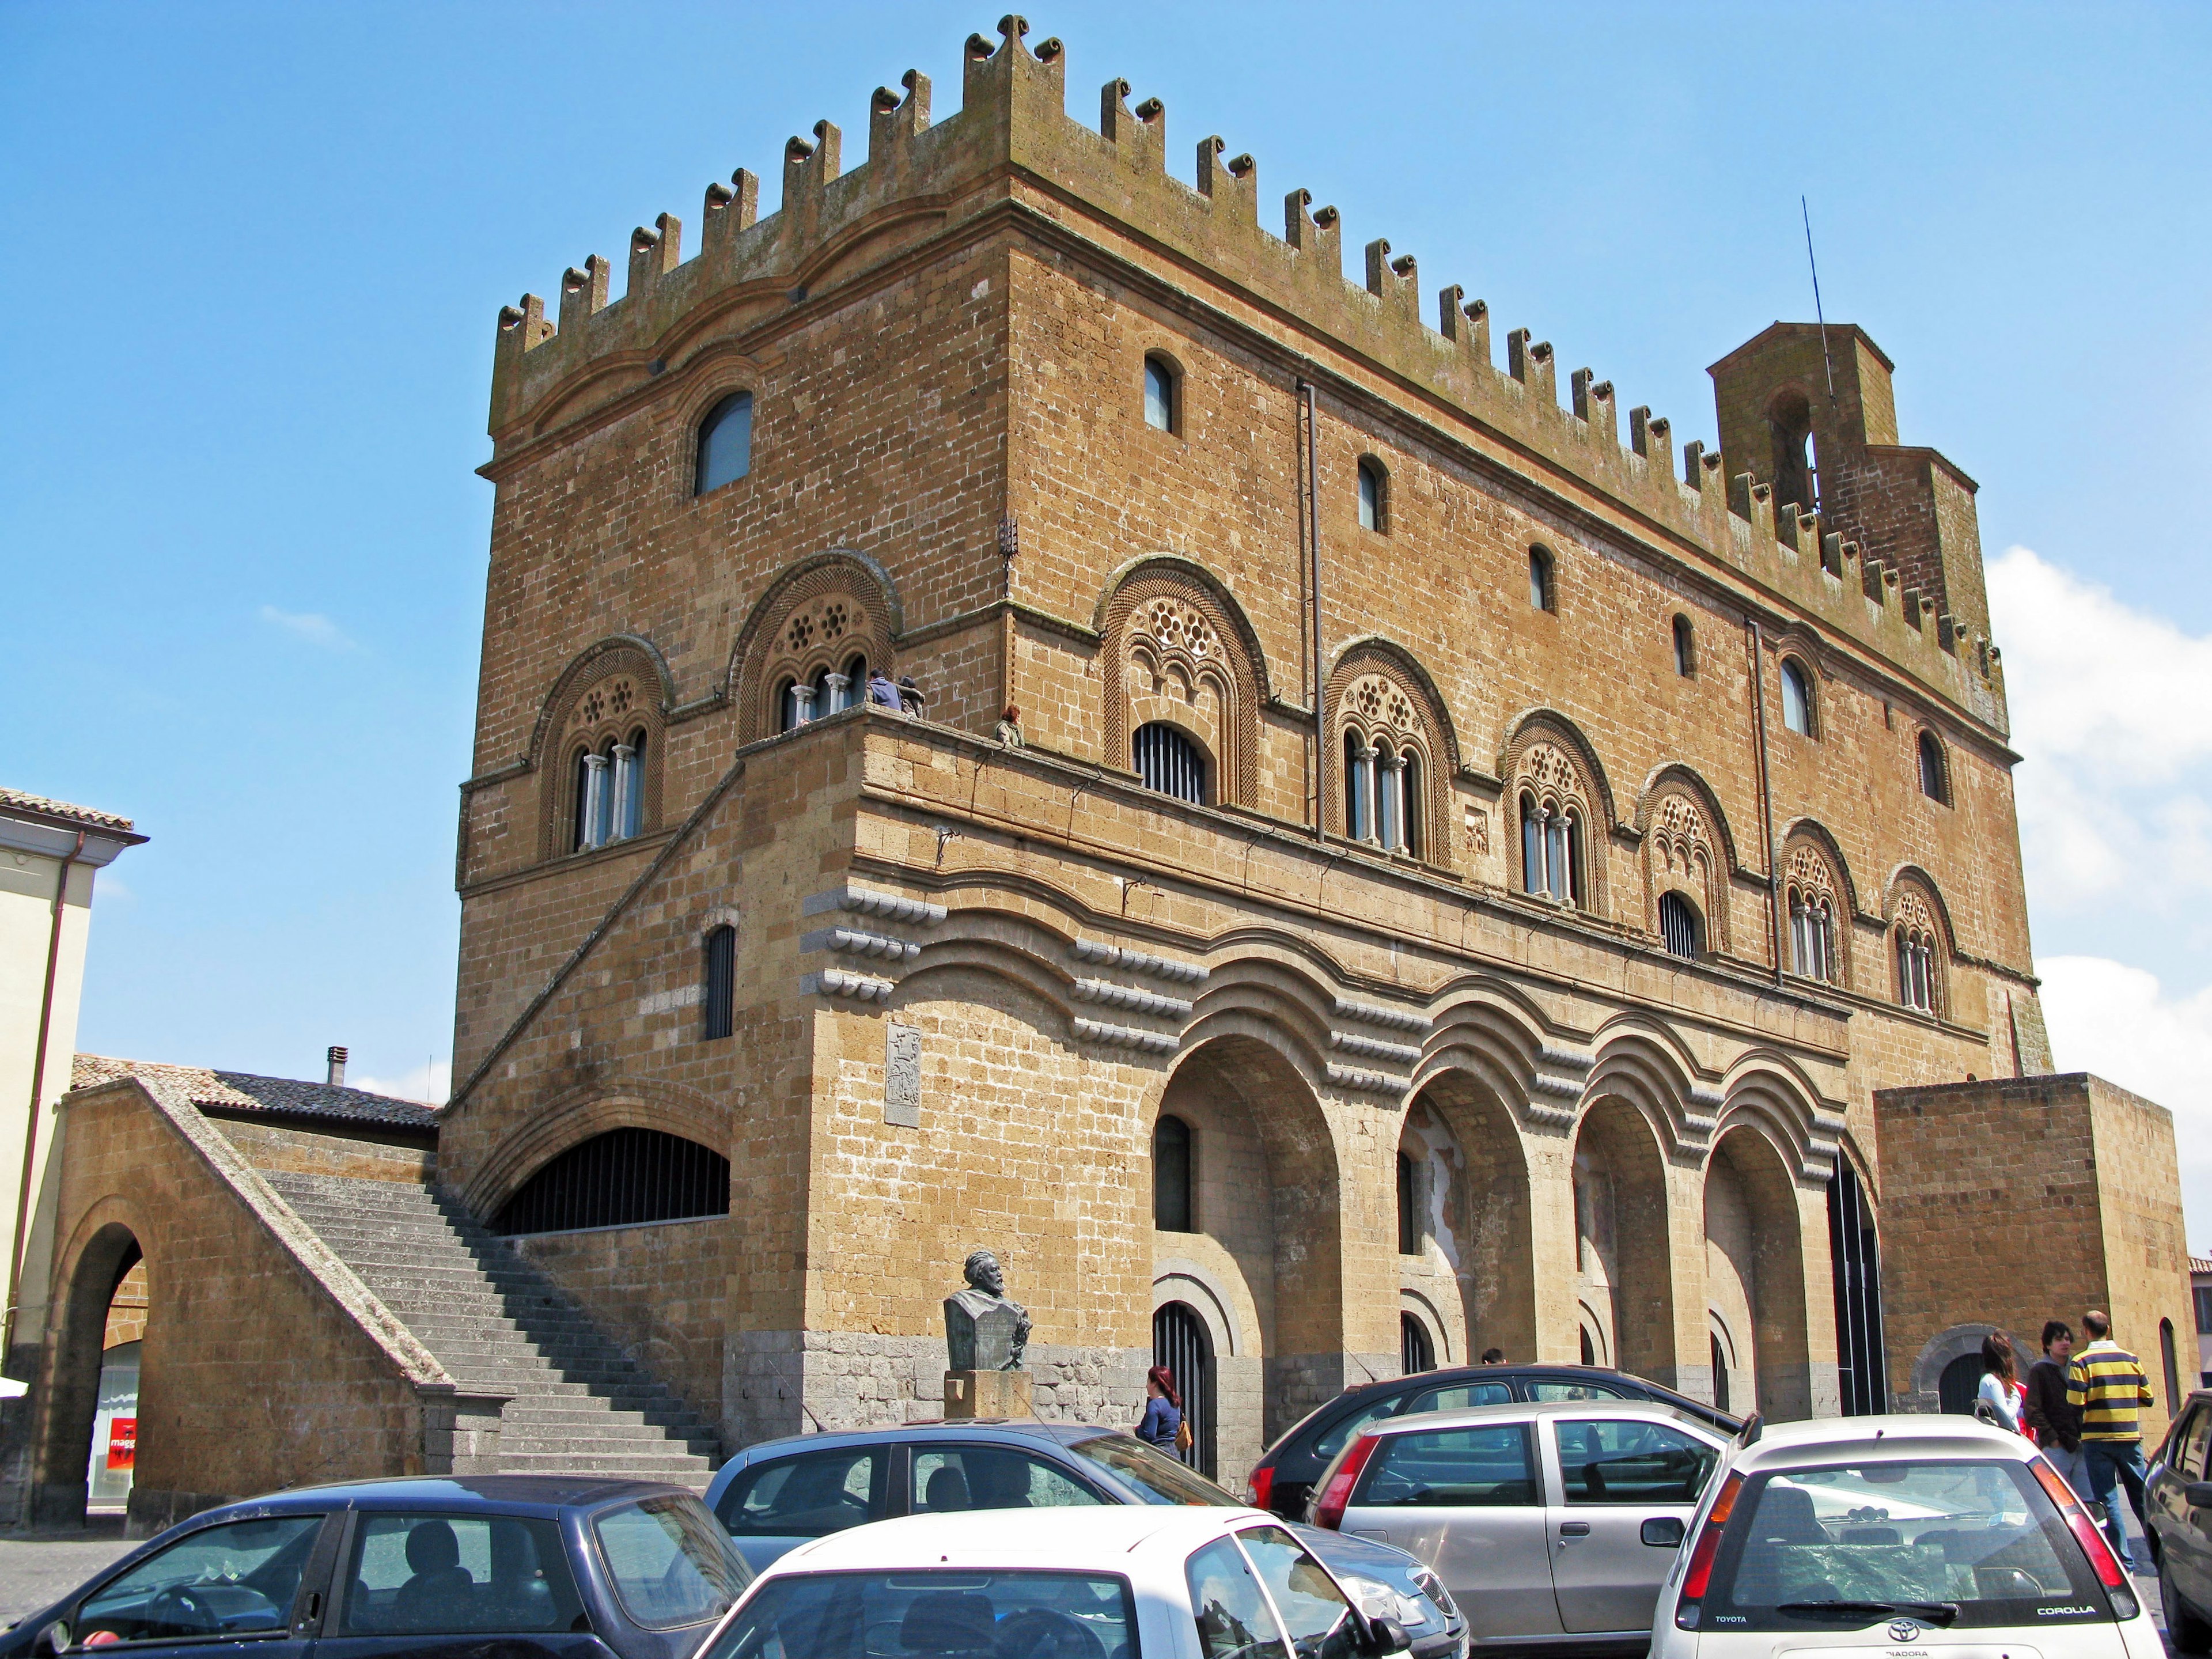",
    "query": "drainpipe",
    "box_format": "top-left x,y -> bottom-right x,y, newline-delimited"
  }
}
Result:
1746,623 -> 1785,988
5,831 -> 85,1362
1300,378 -> 1325,839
